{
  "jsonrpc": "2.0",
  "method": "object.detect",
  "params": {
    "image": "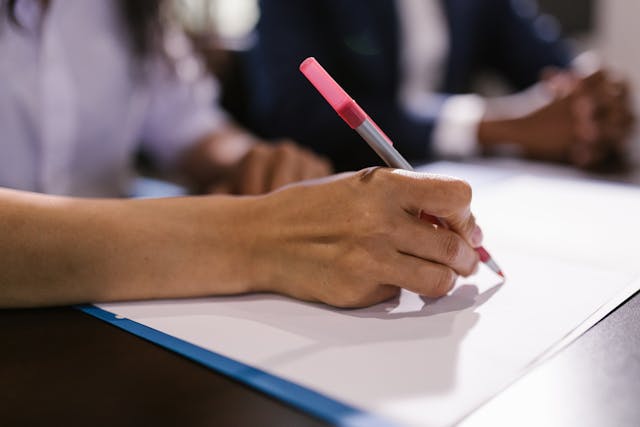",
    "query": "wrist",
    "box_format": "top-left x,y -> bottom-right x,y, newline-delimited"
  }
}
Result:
477,117 -> 524,148
231,193 -> 296,295
102,195 -> 264,300
178,195 -> 264,295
